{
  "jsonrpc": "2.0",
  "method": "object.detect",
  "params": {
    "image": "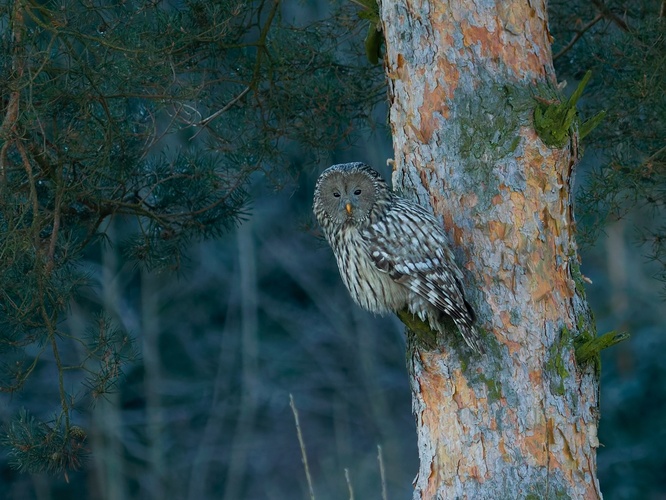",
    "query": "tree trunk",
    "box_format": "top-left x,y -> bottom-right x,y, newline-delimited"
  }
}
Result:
378,1 -> 602,498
